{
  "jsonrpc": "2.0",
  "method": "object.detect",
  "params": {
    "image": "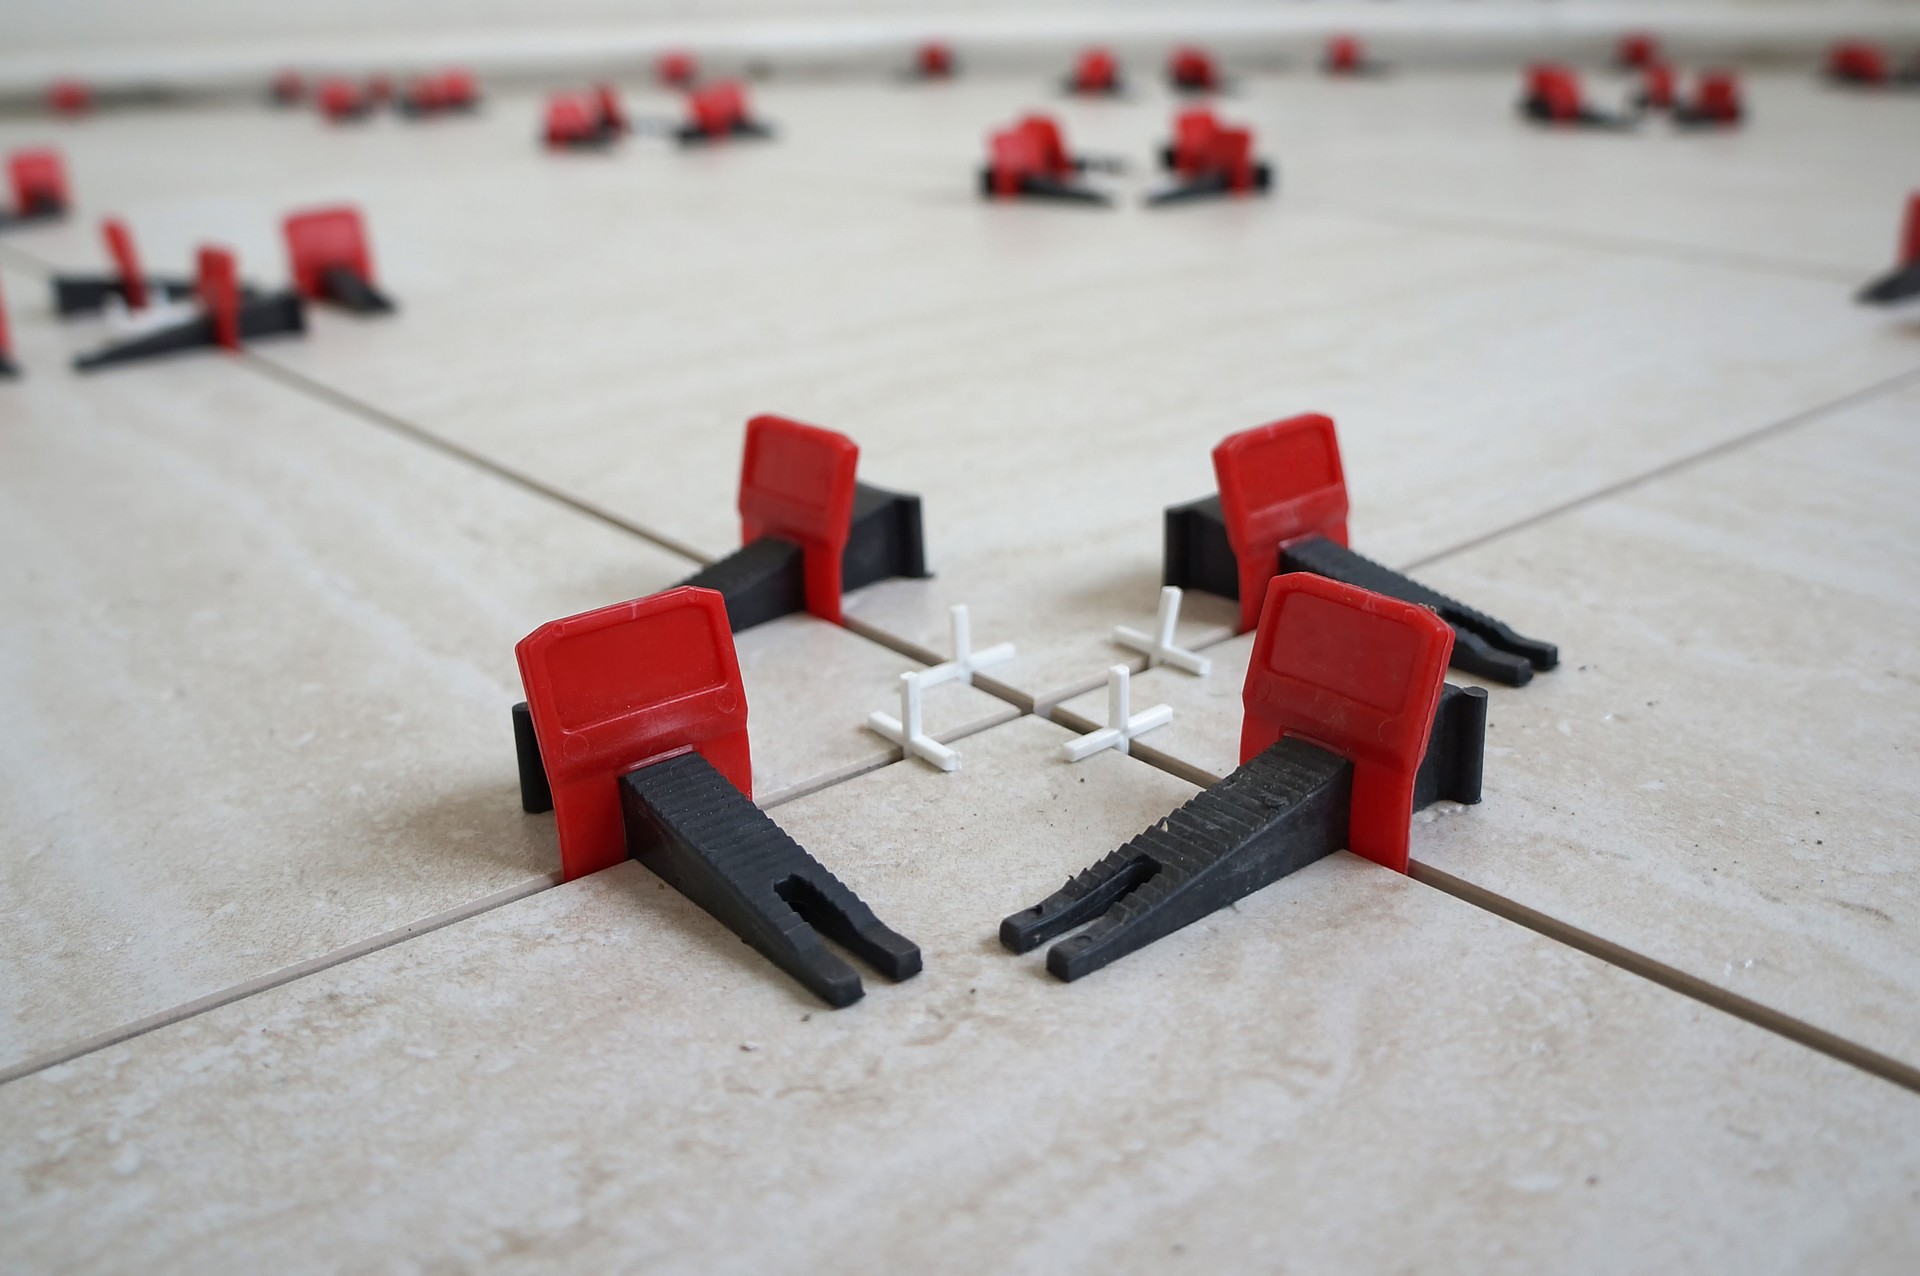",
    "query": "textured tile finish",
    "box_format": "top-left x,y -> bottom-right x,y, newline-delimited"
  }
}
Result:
1063,384 -> 1920,1065
0,267 -> 1004,1073
1,718 -> 1917,1274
